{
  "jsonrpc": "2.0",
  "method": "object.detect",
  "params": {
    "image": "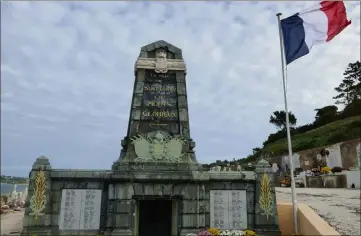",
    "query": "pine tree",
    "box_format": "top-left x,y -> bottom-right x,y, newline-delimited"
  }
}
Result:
333,61 -> 361,105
